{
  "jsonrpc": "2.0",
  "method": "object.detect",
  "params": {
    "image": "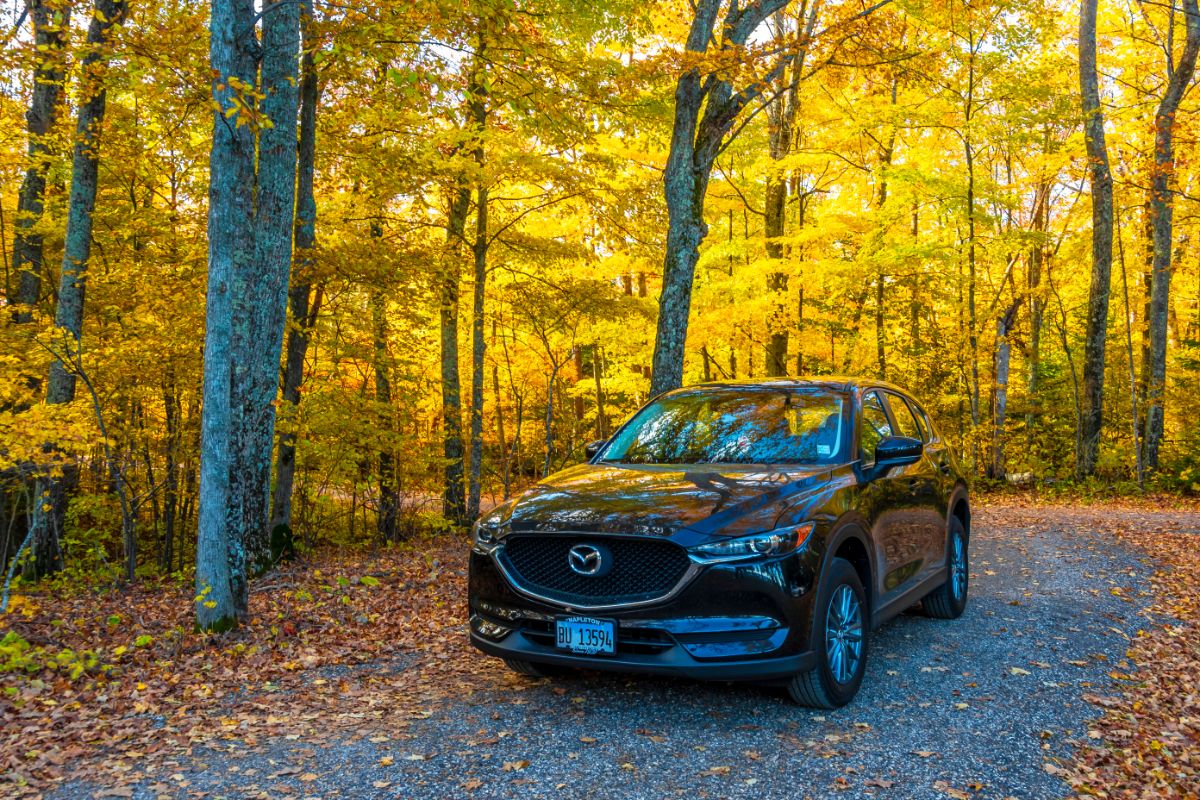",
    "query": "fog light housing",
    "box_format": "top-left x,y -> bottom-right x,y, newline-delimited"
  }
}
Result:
470,614 -> 513,641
